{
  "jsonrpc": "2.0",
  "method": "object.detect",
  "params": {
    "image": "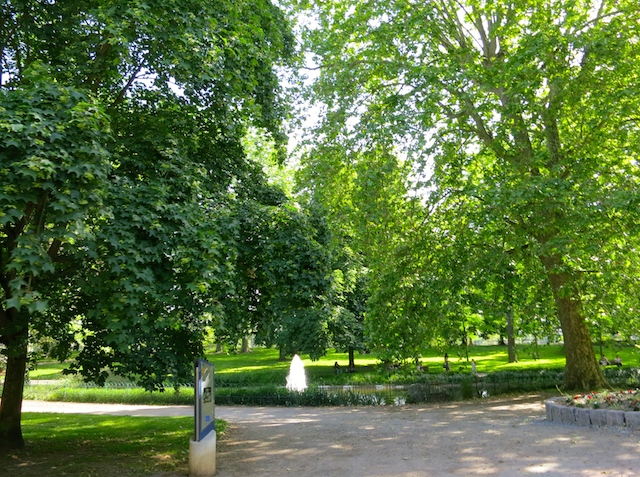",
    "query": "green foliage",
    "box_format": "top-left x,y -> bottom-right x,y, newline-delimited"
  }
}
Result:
1,0 -> 296,384
219,198 -> 333,360
298,145 -> 424,361
0,68 -> 111,312
460,376 -> 474,399
215,369 -> 289,388
483,369 -> 565,391
296,0 -> 640,388
602,368 -> 640,389
32,343 -> 640,384
20,344 -> 640,408
1,0 -> 301,449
